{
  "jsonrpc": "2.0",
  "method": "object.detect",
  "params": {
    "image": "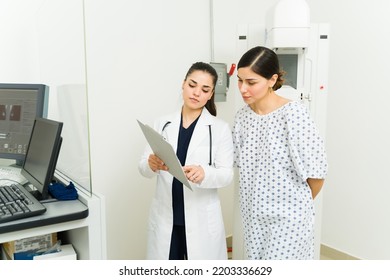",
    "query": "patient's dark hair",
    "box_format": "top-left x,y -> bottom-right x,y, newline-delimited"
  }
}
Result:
237,46 -> 285,90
